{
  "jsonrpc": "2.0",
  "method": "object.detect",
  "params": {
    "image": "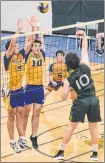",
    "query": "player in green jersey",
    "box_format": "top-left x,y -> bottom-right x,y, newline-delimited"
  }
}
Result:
54,30 -> 101,161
